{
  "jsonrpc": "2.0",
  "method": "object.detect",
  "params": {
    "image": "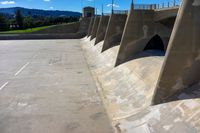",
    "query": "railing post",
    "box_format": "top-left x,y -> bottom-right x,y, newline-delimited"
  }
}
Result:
111,0 -> 114,14
162,3 -> 164,8
154,4 -> 157,9
174,0 -> 176,6
168,2 -> 170,8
